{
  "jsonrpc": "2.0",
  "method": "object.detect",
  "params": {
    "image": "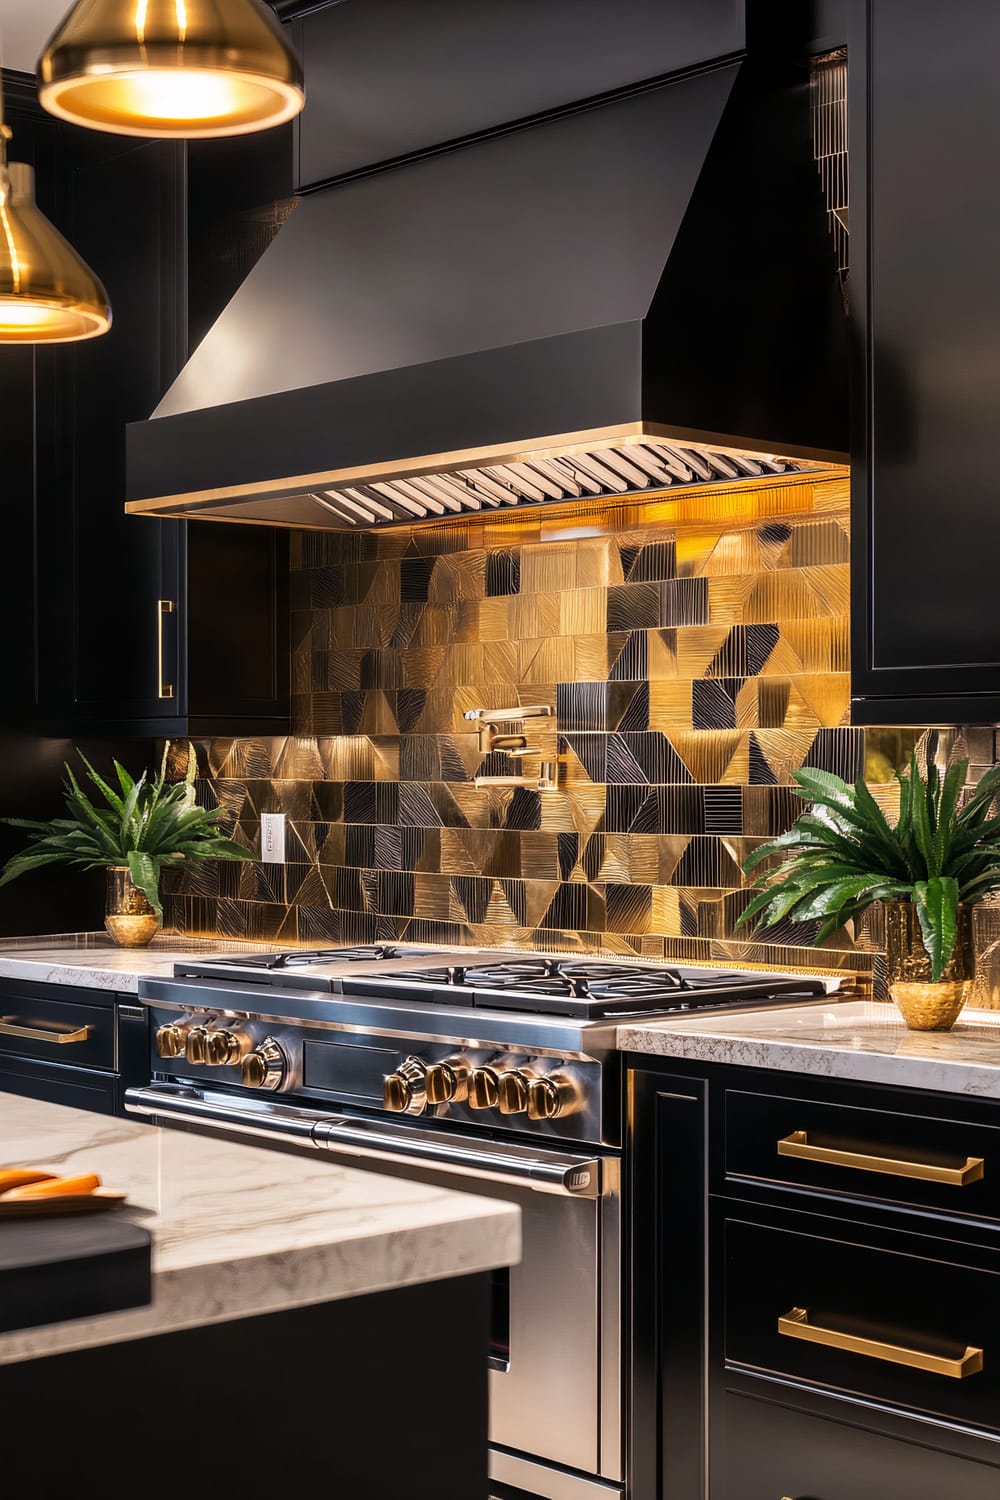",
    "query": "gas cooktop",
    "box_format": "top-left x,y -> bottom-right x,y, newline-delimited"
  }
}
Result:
175,947 -> 829,1022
